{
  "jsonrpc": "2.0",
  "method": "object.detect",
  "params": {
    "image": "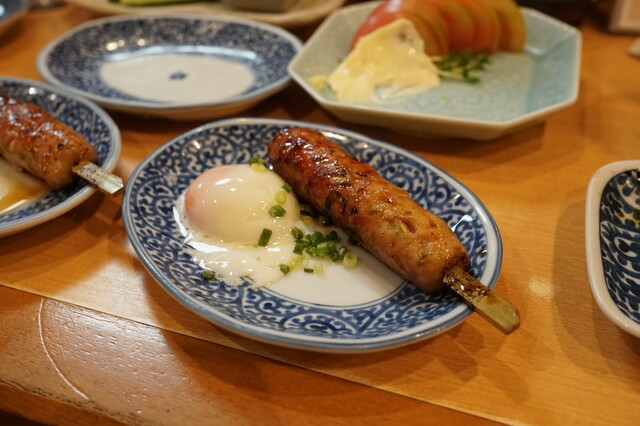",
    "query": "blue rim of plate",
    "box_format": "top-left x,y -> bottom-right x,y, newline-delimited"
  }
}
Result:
585,160 -> 640,338
0,77 -> 121,237
122,118 -> 503,352
36,14 -> 302,112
